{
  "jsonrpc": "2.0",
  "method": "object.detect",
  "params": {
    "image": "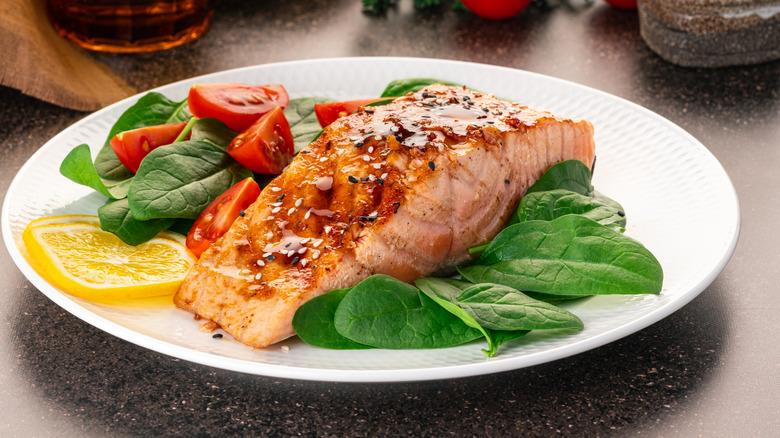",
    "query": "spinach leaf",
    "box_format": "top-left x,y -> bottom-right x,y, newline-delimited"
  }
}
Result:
128,140 -> 252,220
98,198 -> 176,246
293,288 -> 373,350
95,92 -> 191,180
334,275 -> 482,349
415,277 -> 528,357
190,117 -> 237,149
515,189 -> 626,230
526,159 -> 594,196
457,283 -> 584,331
380,78 -> 463,97
60,144 -> 130,199
284,97 -> 334,151
459,215 -> 663,296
